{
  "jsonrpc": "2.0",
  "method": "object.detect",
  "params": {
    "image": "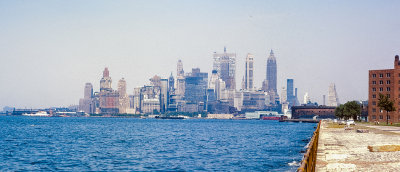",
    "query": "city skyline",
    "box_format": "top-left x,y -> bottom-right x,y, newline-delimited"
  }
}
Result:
1,1 -> 400,108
